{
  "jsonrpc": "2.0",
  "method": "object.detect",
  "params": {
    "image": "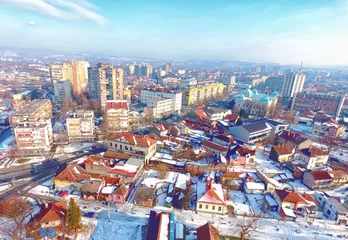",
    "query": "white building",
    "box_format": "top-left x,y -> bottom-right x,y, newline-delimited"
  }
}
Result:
106,100 -> 129,133
217,76 -> 236,85
144,98 -> 173,118
140,87 -> 182,114
53,79 -> 72,106
66,110 -> 95,142
281,71 -> 306,99
14,119 -> 53,154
